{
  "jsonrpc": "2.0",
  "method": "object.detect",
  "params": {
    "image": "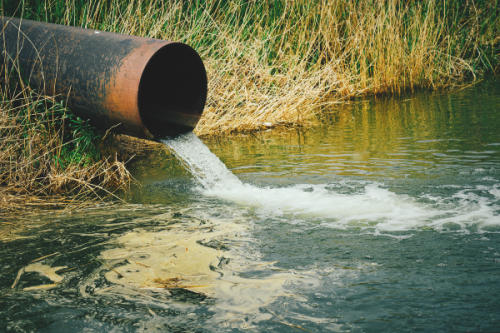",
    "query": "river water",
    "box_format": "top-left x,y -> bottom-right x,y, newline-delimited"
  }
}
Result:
1,78 -> 500,332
